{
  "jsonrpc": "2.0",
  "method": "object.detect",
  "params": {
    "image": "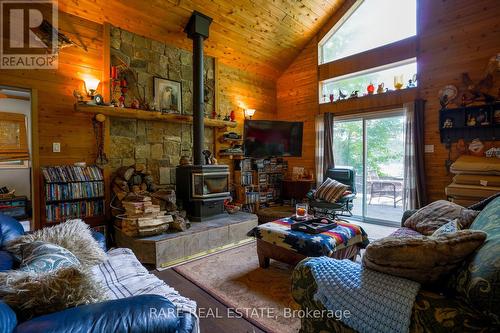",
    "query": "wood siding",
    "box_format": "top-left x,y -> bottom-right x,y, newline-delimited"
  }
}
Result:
276,0 -> 500,202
